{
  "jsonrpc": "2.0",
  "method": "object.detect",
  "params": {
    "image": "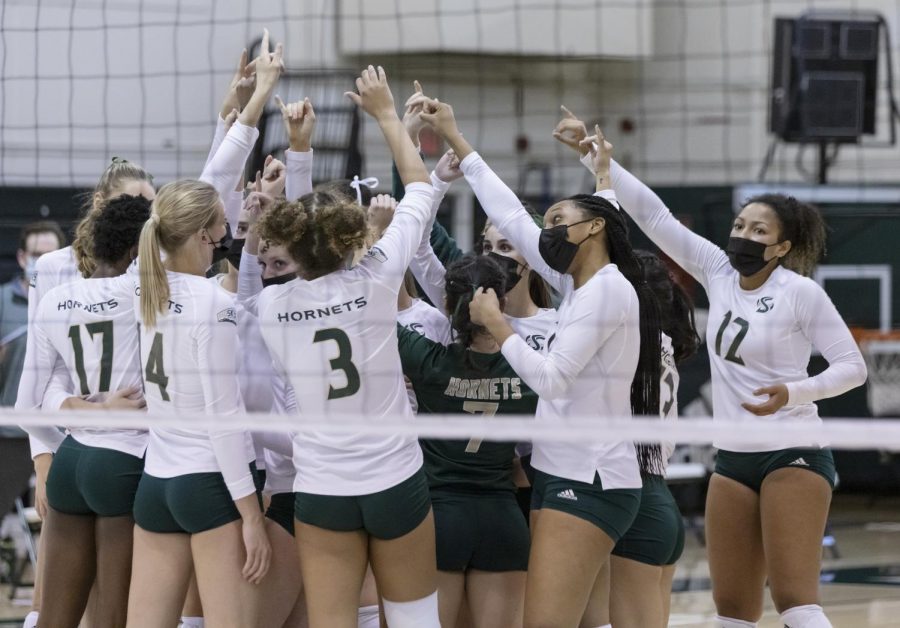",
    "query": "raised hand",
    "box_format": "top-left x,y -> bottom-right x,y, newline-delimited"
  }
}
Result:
419,98 -> 459,140
274,95 -> 316,152
469,287 -> 503,327
221,49 -> 256,118
434,149 -> 463,183
345,65 -> 397,122
260,155 -> 286,197
579,124 -> 613,190
367,193 -> 399,239
552,105 -> 590,156
402,80 -> 428,145
239,29 -> 284,127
